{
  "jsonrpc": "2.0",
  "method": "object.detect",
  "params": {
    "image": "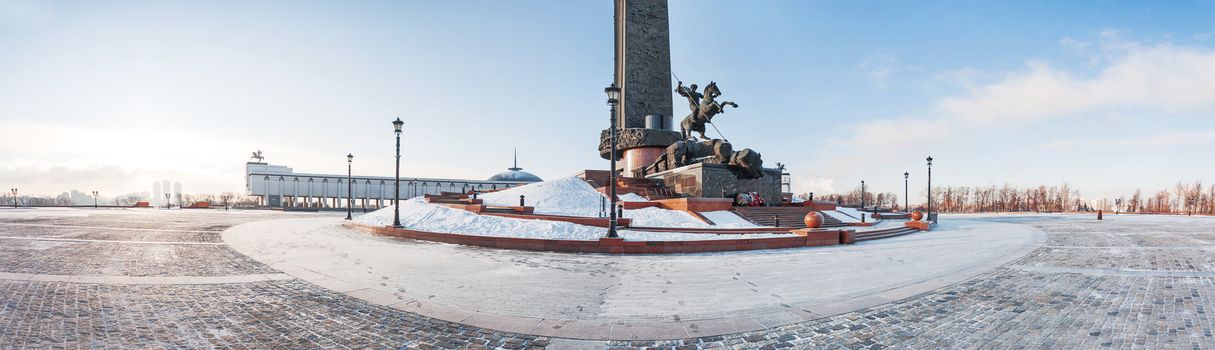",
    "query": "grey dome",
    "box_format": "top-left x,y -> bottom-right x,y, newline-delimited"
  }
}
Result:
488,168 -> 542,182
488,149 -> 541,182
